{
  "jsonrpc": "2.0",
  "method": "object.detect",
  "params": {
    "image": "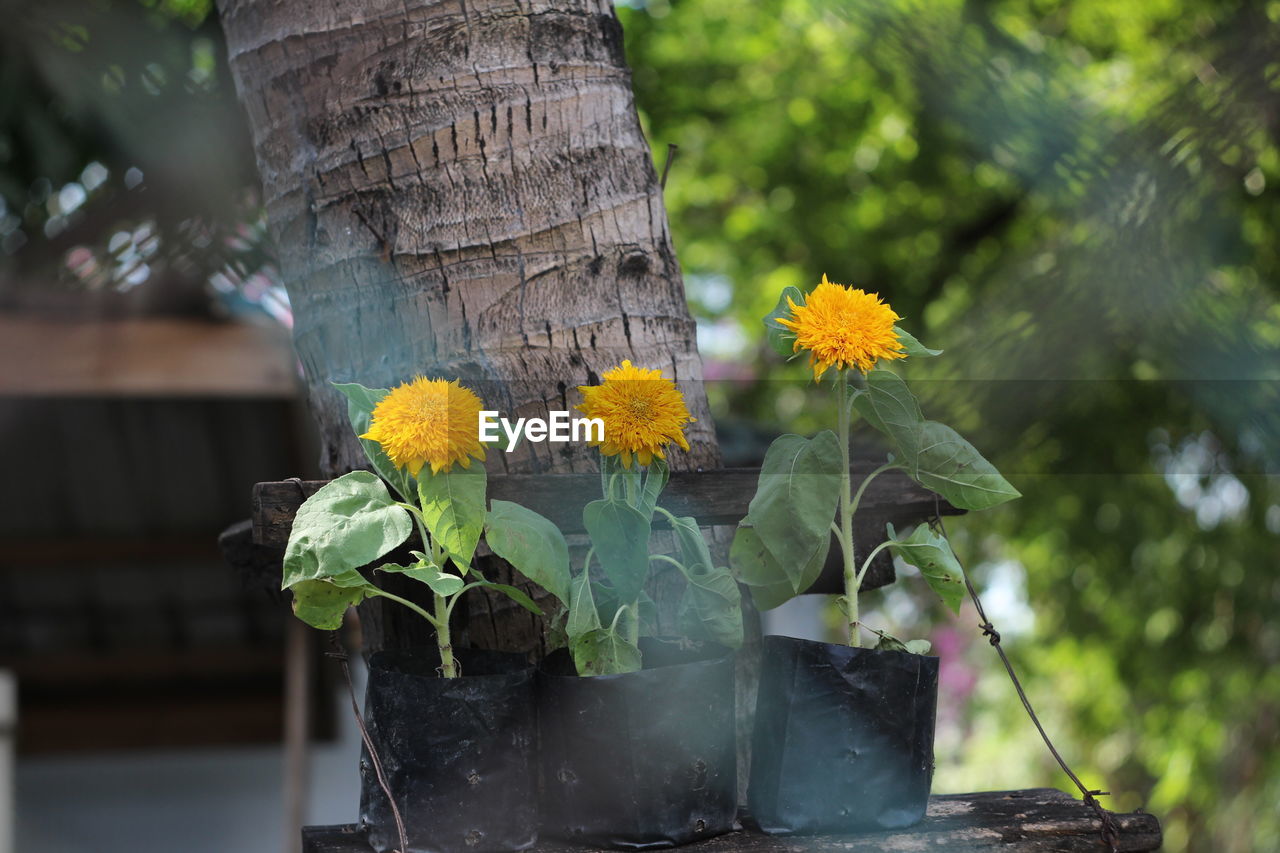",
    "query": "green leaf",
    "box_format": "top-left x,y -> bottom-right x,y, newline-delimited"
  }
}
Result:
893,326 -> 942,358
378,562 -> 465,597
290,579 -> 376,630
668,515 -> 714,574
873,630 -> 908,653
637,456 -> 670,520
729,521 -> 828,610
570,627 -> 642,676
862,369 -> 924,461
282,471 -> 413,589
763,285 -> 804,357
886,522 -> 966,613
912,421 -> 1021,511
485,500 -> 571,605
418,466 -> 487,570
332,382 -> 414,502
746,431 -> 843,592
582,498 -> 651,603
677,564 -> 743,649
473,580 -> 543,615
567,568 -> 602,636
871,627 -> 933,656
